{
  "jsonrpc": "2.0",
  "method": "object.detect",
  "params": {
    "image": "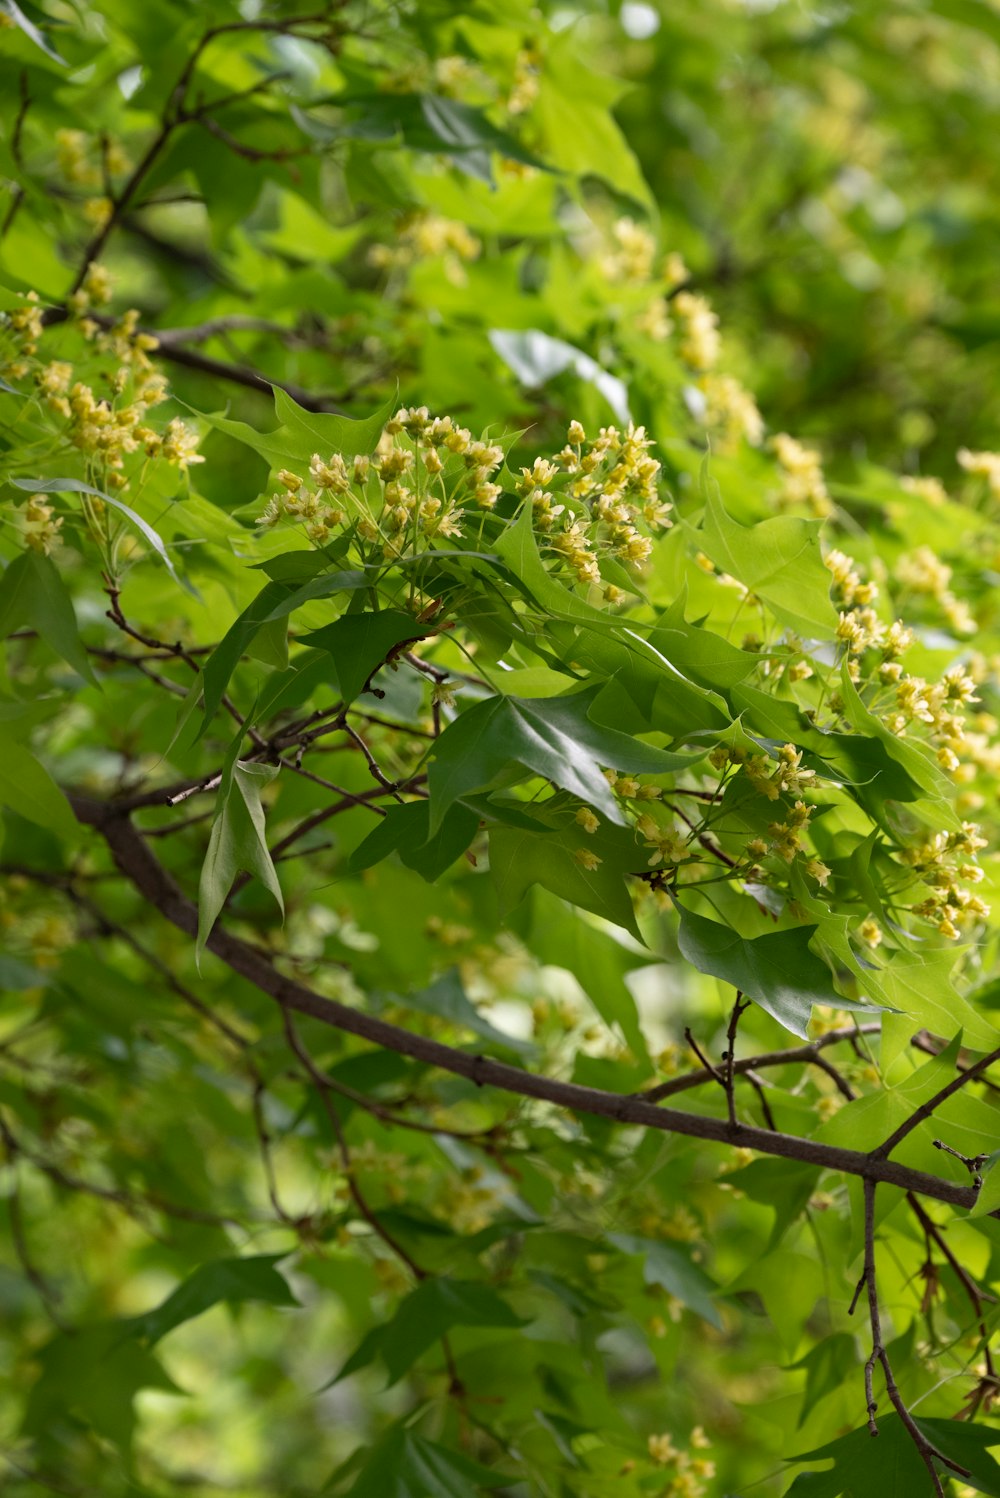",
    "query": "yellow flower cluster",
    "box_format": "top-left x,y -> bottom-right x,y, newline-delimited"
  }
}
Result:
896,544 -> 975,634
435,1164 -> 501,1234
744,743 -> 817,802
258,409 -> 676,592
636,294 -> 673,342
69,261 -> 115,317
699,373 -> 764,450
260,405 -> 493,556
958,446 -> 1000,500
673,291 -> 721,371
825,546 -> 985,780
368,212 -> 481,280
508,44 -> 542,114
771,432 -> 832,517
3,290 -> 44,373
900,473 -> 948,507
432,54 -> 482,96
646,1426 -> 715,1497
600,216 -> 657,283
546,419 -> 672,584
905,823 -> 989,938
21,495 -> 63,556
52,129 -> 129,229
825,548 -> 879,608
54,127 -> 99,186
2,281 -> 201,495
635,812 -> 690,868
